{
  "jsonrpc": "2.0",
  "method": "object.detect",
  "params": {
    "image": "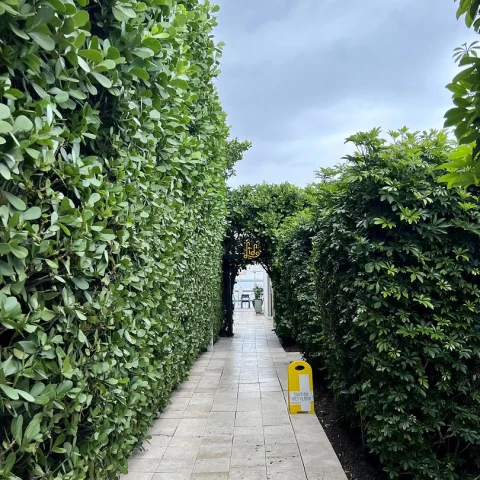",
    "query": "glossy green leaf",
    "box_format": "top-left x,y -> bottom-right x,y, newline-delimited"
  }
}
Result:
23,207 -> 42,220
12,115 -> 33,133
10,243 -> 29,259
24,415 -> 42,443
96,59 -> 116,70
0,163 -> 11,180
17,390 -> 35,402
77,56 -> 91,72
11,415 -> 23,446
45,0 -> 66,12
91,72 -> 112,88
112,5 -> 136,21
142,37 -> 161,53
130,68 -> 149,80
2,191 -> 27,211
0,261 -> 15,276
3,453 -> 16,474
0,120 -> 12,133
133,47 -> 154,59
29,31 -> 55,51
0,384 -> 20,400
0,103 -> 10,119
87,193 -> 101,205
79,49 -> 103,62
72,277 -> 89,290
73,10 -> 89,28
